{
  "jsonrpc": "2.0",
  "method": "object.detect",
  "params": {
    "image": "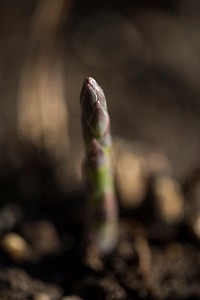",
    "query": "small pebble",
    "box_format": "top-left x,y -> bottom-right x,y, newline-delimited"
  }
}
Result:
62,296 -> 84,300
114,139 -> 148,208
33,293 -> 51,300
1,233 -> 30,262
85,246 -> 104,272
191,214 -> 200,239
153,176 -> 184,224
